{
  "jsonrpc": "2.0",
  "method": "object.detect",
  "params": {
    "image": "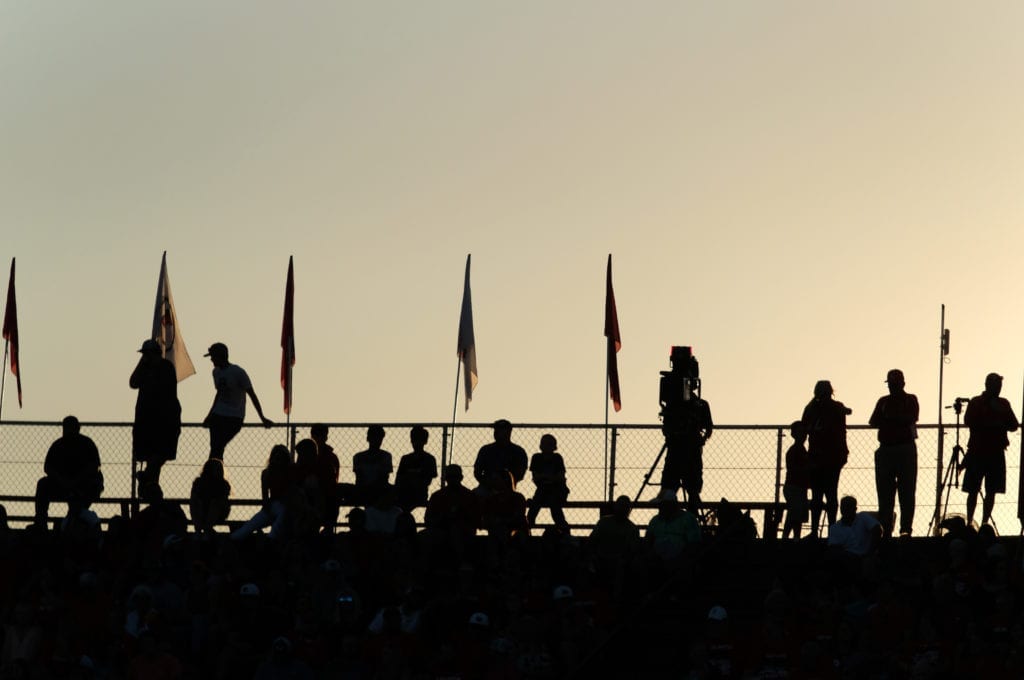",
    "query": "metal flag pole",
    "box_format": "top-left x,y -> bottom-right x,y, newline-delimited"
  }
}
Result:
0,342 -> 8,424
933,304 -> 949,534
446,357 -> 463,478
